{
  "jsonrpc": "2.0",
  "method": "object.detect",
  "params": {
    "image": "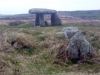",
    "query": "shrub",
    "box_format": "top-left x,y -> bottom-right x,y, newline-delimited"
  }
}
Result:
32,31 -> 42,36
55,33 -> 65,40
36,35 -> 46,41
91,36 -> 99,42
